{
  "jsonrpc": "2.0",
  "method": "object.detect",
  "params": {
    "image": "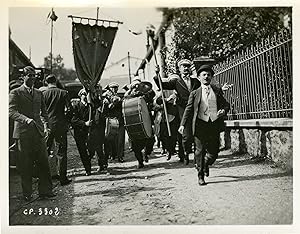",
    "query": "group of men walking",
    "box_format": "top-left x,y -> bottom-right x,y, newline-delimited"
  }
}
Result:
9,58 -> 230,201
